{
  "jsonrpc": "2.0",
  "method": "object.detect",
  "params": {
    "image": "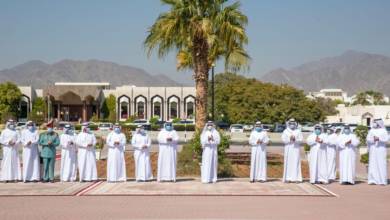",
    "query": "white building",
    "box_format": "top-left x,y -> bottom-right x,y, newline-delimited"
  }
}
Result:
18,83 -> 196,122
307,89 -> 350,102
326,104 -> 390,126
